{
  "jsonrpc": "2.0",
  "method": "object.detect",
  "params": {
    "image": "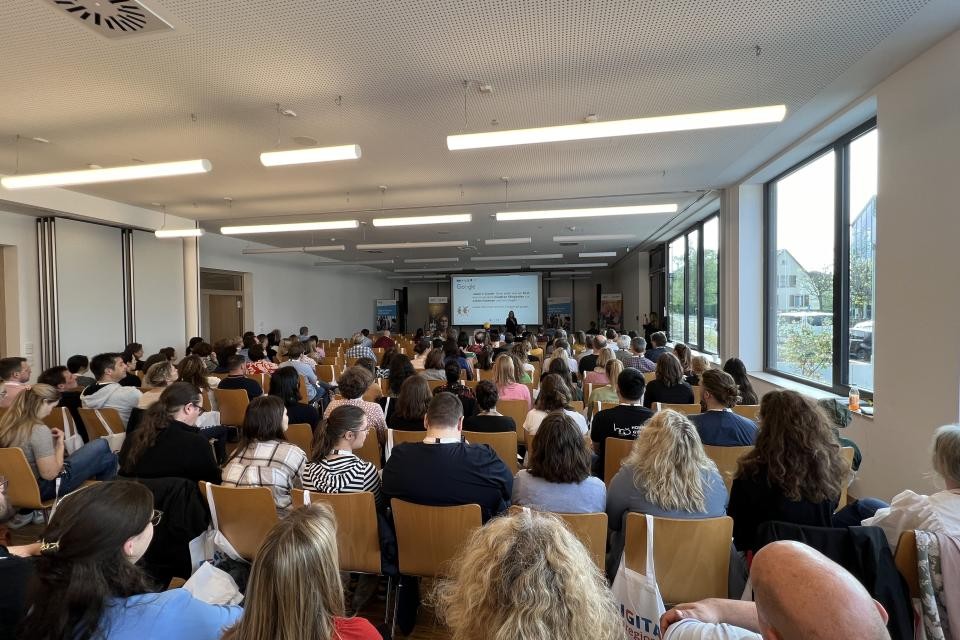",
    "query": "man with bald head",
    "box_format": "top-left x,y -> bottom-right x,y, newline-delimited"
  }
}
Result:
661,541 -> 890,640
